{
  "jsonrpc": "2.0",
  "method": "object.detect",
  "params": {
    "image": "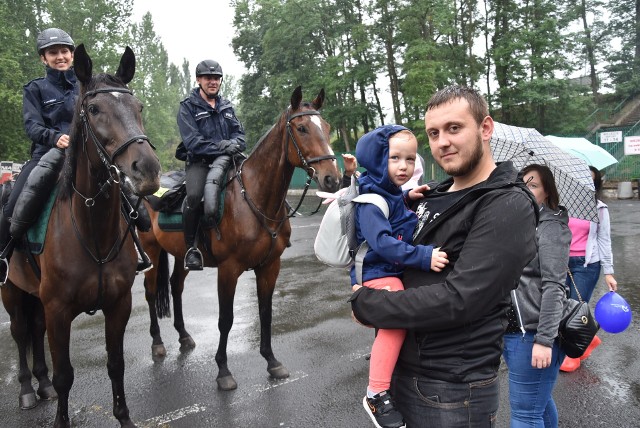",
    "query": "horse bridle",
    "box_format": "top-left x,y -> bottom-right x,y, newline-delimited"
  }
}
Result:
284,109 -> 336,216
72,87 -> 157,314
285,109 -> 336,176
236,109 -> 336,268
79,87 -> 155,194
